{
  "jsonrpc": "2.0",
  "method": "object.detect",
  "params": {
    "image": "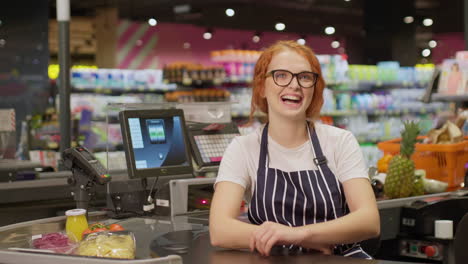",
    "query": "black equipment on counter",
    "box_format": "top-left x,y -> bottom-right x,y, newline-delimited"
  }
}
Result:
0,160 -> 54,182
396,194 -> 468,263
400,196 -> 468,236
454,213 -> 468,264
119,108 -> 193,179
186,122 -> 240,168
113,109 -> 194,218
62,146 -> 111,210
